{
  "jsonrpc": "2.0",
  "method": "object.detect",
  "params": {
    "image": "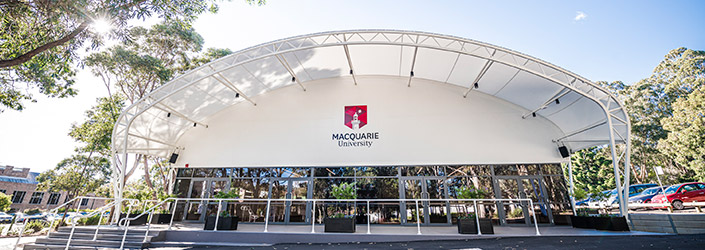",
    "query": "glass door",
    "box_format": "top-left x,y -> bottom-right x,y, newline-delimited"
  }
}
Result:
269,178 -> 311,224
185,180 -> 207,221
400,177 -> 449,225
494,176 -> 552,225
